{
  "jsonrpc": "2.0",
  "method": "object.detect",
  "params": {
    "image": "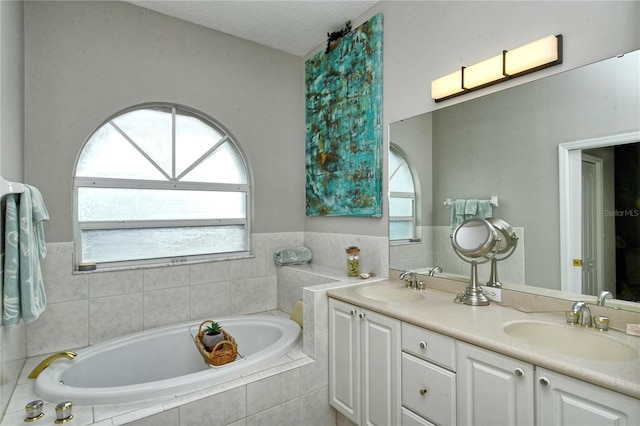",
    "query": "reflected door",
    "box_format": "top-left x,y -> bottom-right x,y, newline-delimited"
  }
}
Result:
581,155 -> 603,296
